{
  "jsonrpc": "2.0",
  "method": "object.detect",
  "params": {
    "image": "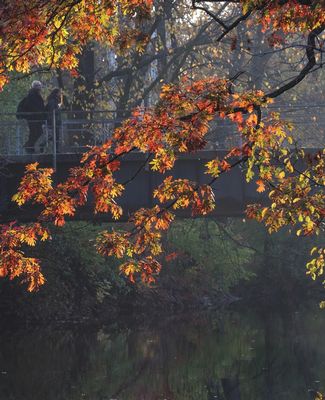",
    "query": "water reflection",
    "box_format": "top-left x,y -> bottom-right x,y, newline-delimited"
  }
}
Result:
0,307 -> 324,400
